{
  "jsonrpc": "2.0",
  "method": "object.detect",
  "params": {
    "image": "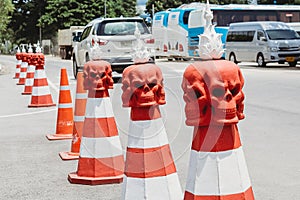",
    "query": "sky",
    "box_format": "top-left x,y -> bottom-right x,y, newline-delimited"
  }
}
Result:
137,0 -> 148,6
